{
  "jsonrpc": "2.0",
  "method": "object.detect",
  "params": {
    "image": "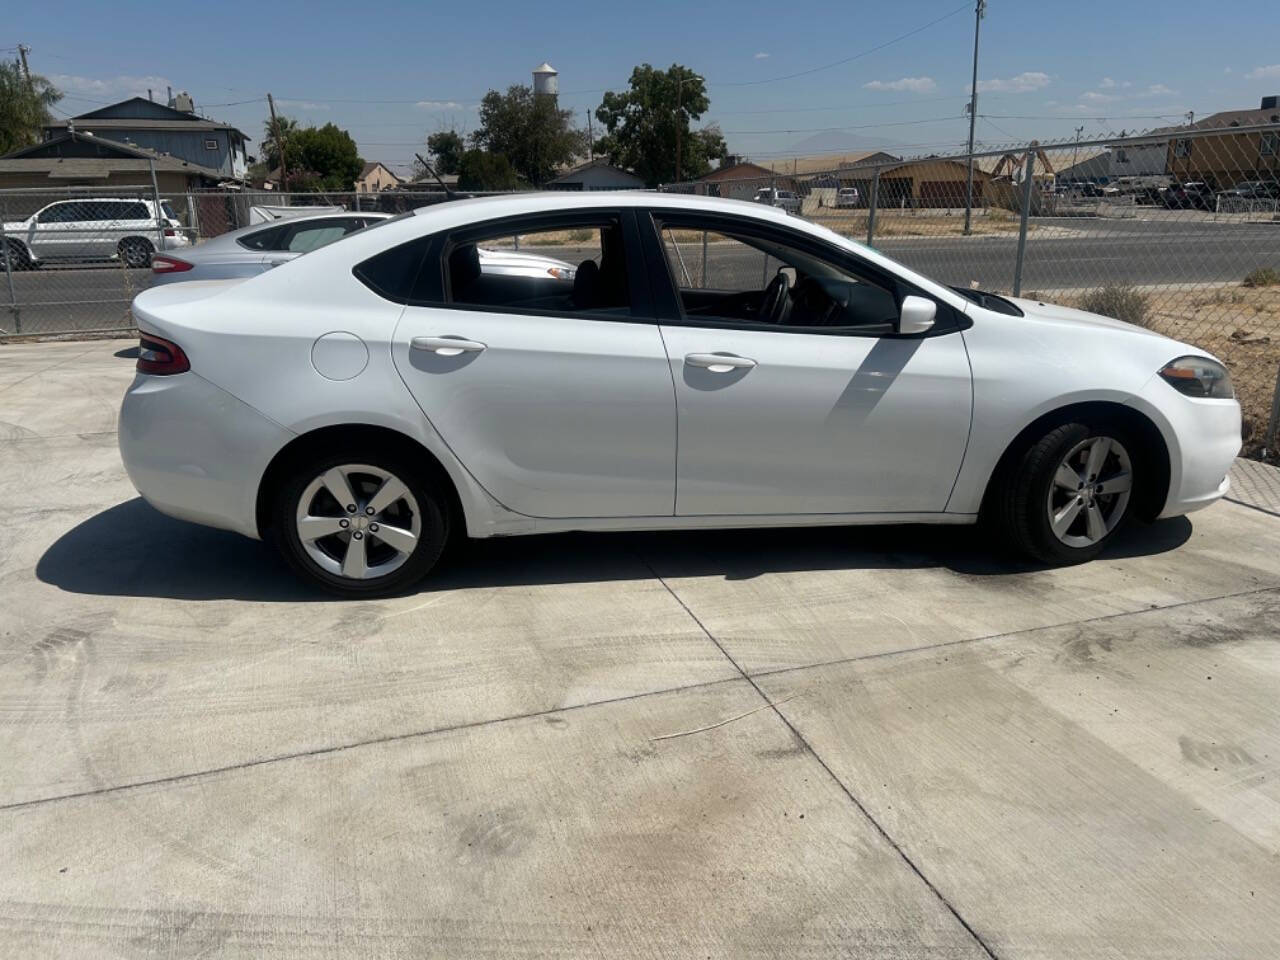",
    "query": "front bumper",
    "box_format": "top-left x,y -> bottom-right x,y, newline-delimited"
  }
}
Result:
118,371 -> 293,539
1131,377 -> 1241,518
